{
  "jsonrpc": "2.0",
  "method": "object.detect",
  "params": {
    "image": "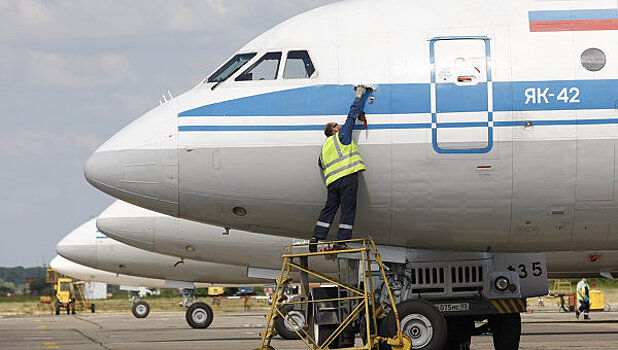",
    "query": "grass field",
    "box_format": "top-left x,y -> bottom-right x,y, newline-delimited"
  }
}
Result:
0,295 -> 270,316
4,278 -> 618,317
